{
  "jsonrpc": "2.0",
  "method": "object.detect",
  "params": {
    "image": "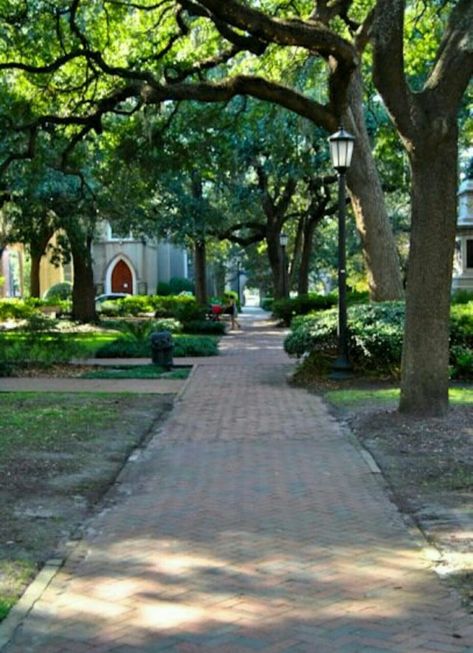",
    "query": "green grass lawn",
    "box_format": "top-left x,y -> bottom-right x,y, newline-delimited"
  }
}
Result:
0,392 -> 172,622
0,330 -> 219,364
325,386 -> 473,406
